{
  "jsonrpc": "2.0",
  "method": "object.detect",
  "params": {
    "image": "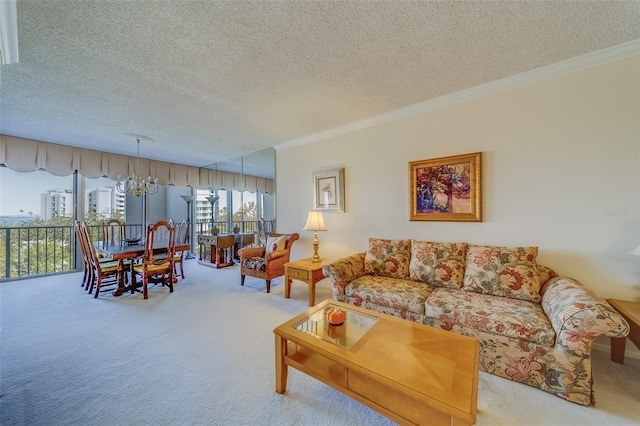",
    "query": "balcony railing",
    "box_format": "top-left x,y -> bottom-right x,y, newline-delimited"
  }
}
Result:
194,220 -> 273,236
1,220 -> 272,280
